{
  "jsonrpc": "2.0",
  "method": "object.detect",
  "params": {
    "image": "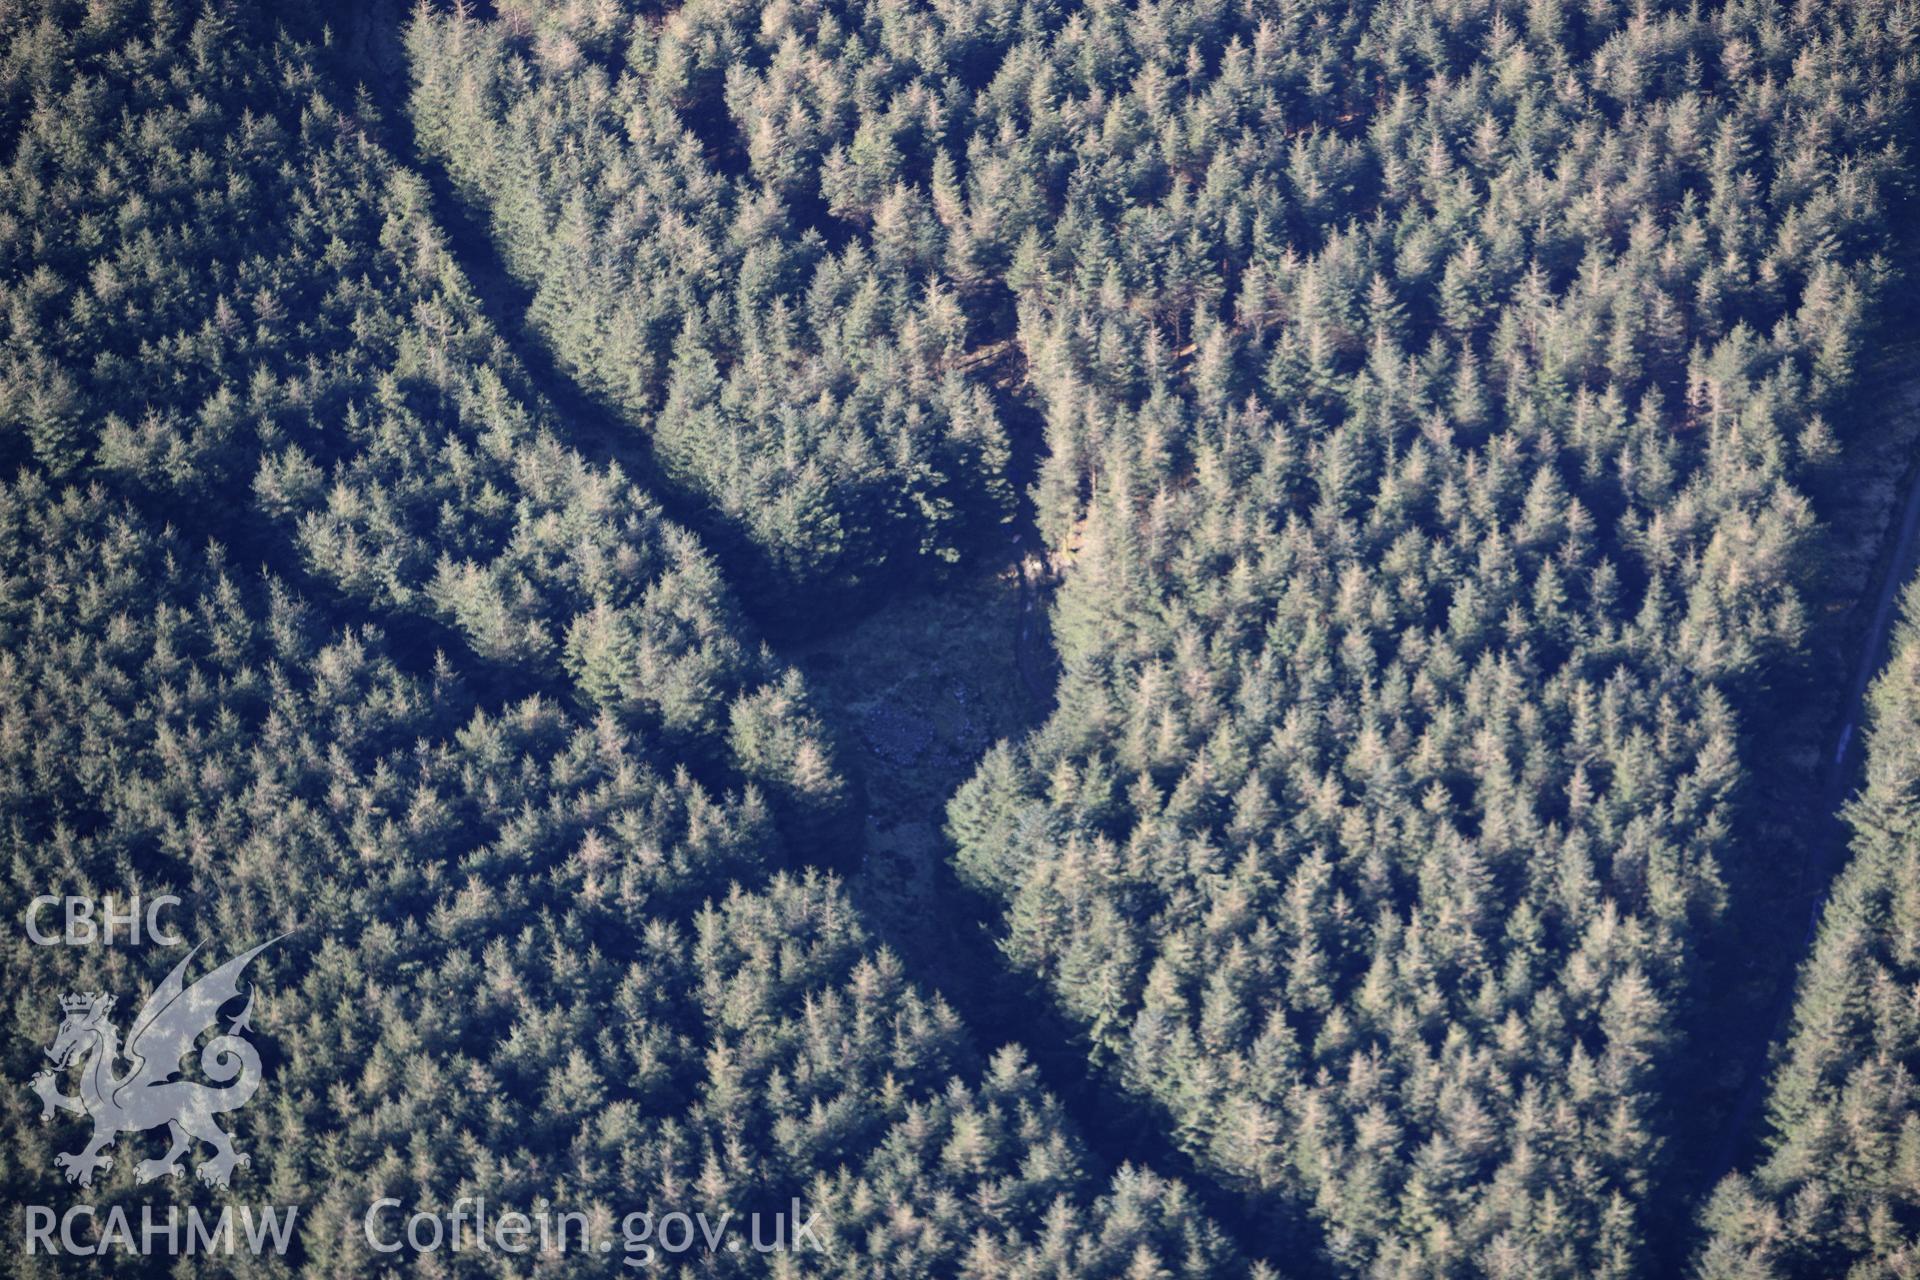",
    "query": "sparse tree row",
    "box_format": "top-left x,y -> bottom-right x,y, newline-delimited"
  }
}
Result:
1696,577 -> 1920,1280
0,3 -> 1248,1275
